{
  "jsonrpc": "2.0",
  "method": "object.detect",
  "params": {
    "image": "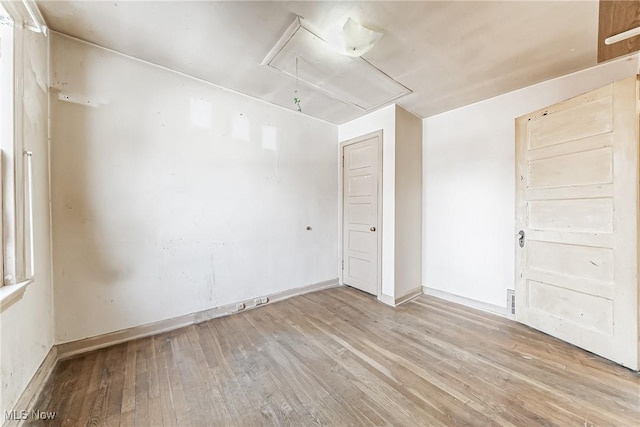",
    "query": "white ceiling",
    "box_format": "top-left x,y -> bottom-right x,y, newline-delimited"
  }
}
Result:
38,1 -> 599,124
